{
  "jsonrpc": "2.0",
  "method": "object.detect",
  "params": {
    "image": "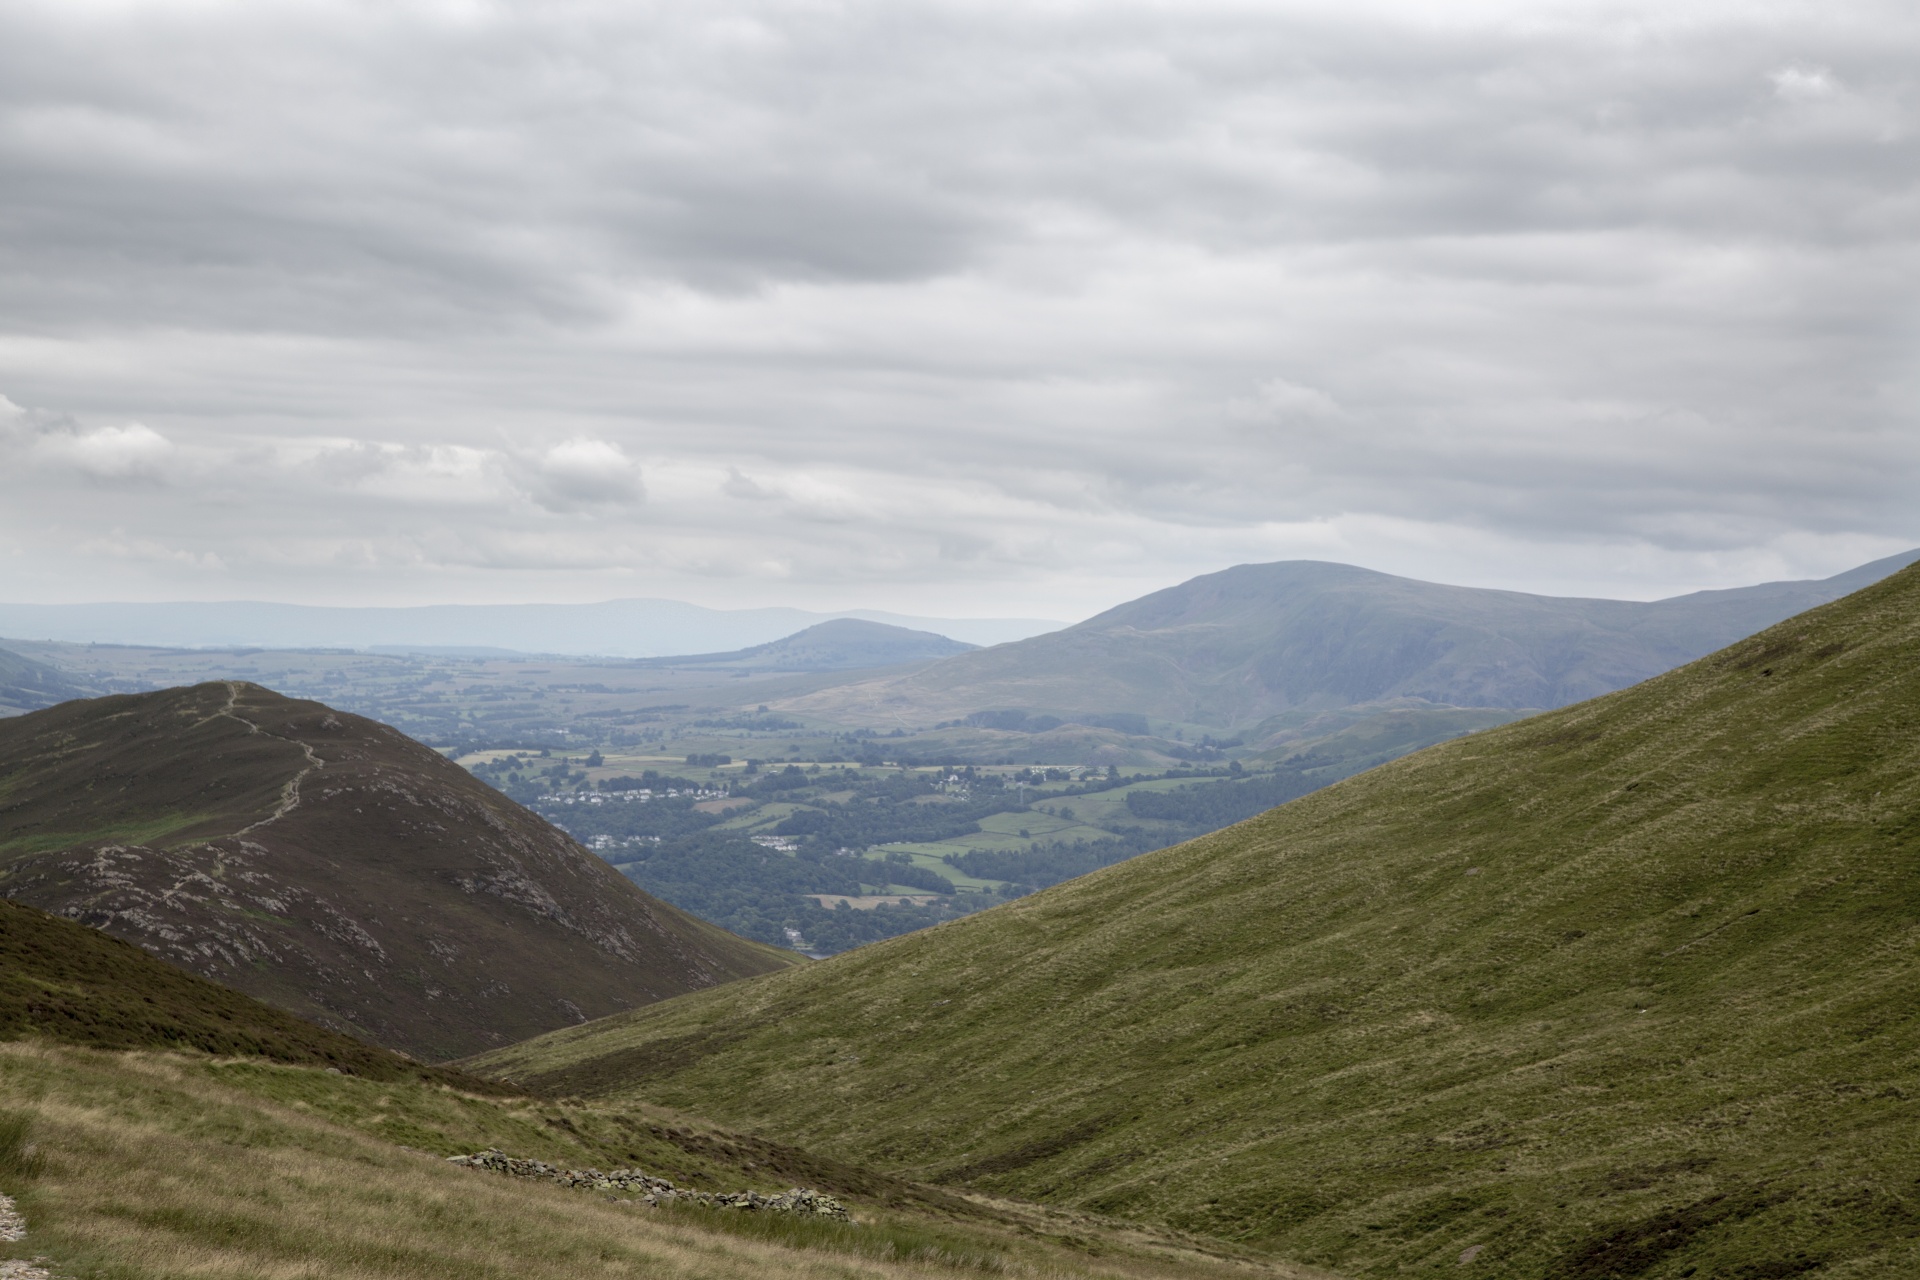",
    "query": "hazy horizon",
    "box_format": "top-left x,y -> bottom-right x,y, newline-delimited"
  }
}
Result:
4,547 -> 1915,661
